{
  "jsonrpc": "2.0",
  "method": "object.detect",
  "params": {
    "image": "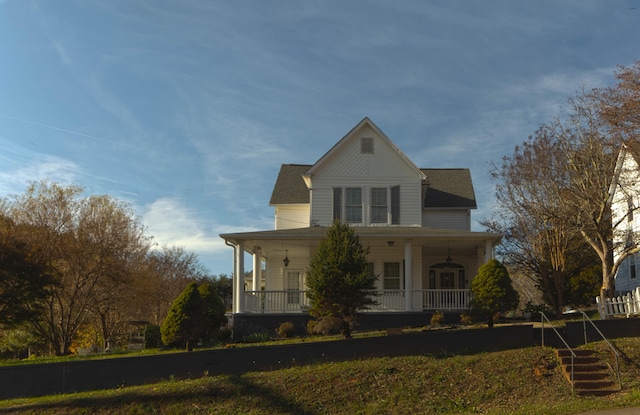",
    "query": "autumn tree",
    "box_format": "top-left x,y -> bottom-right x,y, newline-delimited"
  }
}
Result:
0,217 -> 54,327
306,222 -> 377,338
470,259 -> 519,327
135,246 -> 209,326
2,181 -> 150,355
